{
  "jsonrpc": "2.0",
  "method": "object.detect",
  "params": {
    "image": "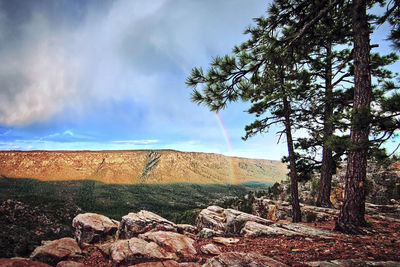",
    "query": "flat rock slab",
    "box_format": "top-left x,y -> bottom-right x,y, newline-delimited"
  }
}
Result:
30,237 -> 81,266
307,260 -> 400,266
200,244 -> 221,255
240,221 -> 301,238
72,213 -> 119,244
107,237 -> 177,264
203,252 -> 288,267
139,231 -> 197,261
119,210 -> 178,239
212,237 -> 240,246
278,223 -> 338,239
0,258 -> 52,267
